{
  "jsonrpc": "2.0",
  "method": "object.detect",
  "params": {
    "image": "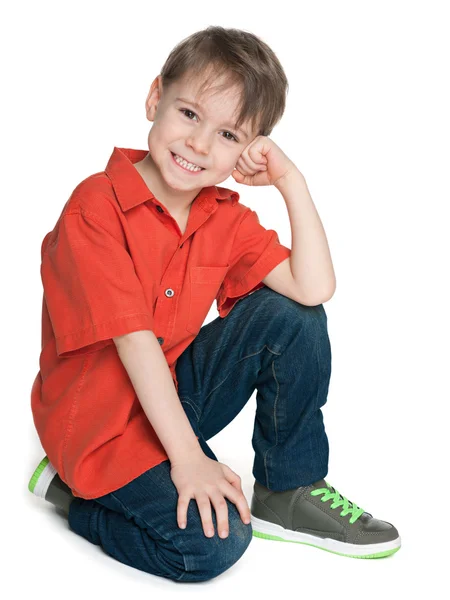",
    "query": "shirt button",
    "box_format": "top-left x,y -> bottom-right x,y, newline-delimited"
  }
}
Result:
165,288 -> 175,297
157,337 -> 164,345
156,206 -> 164,213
